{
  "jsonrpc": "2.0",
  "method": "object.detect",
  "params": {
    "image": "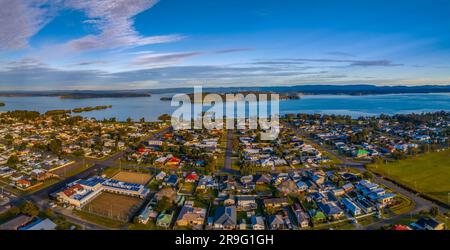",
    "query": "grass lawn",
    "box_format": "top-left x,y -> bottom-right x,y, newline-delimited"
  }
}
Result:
216,155 -> 224,169
357,214 -> 379,227
102,167 -> 121,178
127,221 -> 159,230
178,182 -> 195,195
255,183 -> 272,193
74,210 -> 124,229
237,211 -> 249,222
367,149 -> 450,204
0,208 -> 20,224
313,219 -> 355,230
389,194 -> 415,215
231,157 -> 240,171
